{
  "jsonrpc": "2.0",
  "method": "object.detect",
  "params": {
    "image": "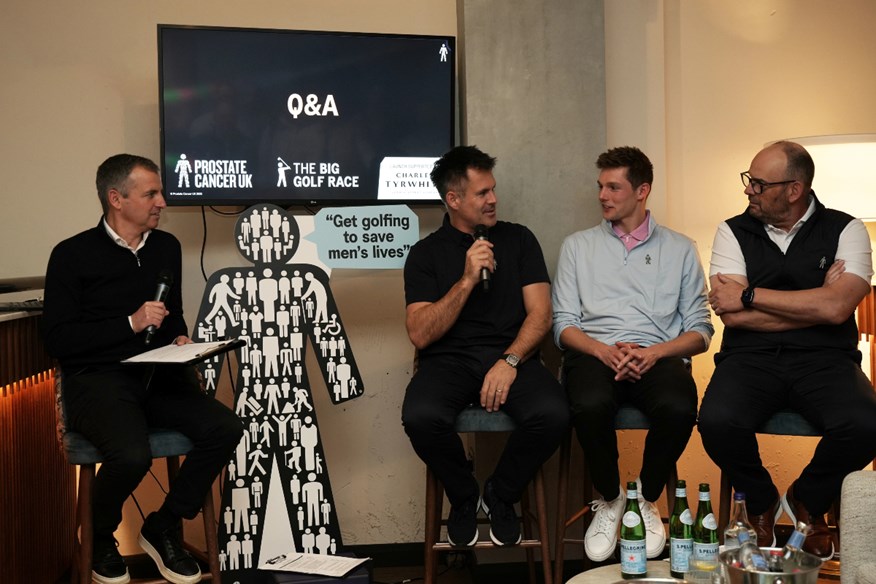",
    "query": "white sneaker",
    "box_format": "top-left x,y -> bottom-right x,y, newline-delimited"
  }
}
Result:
639,498 -> 666,558
635,478 -> 666,558
584,491 -> 625,562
